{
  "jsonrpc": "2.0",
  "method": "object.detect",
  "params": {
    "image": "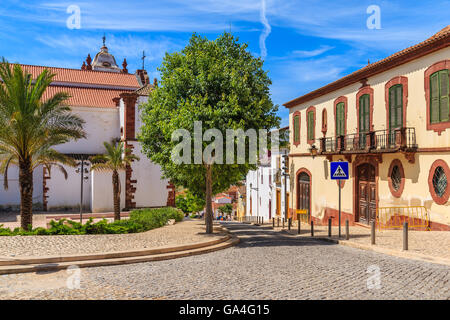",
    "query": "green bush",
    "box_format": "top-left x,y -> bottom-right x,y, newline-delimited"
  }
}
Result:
0,207 -> 184,236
